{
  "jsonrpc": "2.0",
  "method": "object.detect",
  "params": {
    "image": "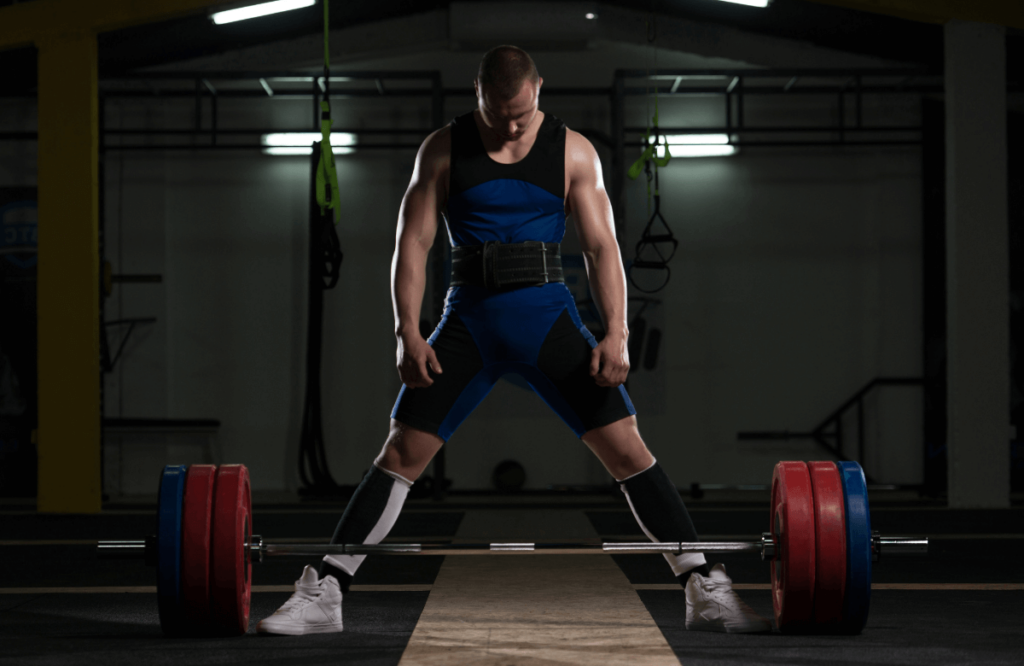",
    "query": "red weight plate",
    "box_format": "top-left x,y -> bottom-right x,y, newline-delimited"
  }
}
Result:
210,465 -> 252,635
181,465 -> 217,633
771,461 -> 816,632
808,461 -> 847,627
